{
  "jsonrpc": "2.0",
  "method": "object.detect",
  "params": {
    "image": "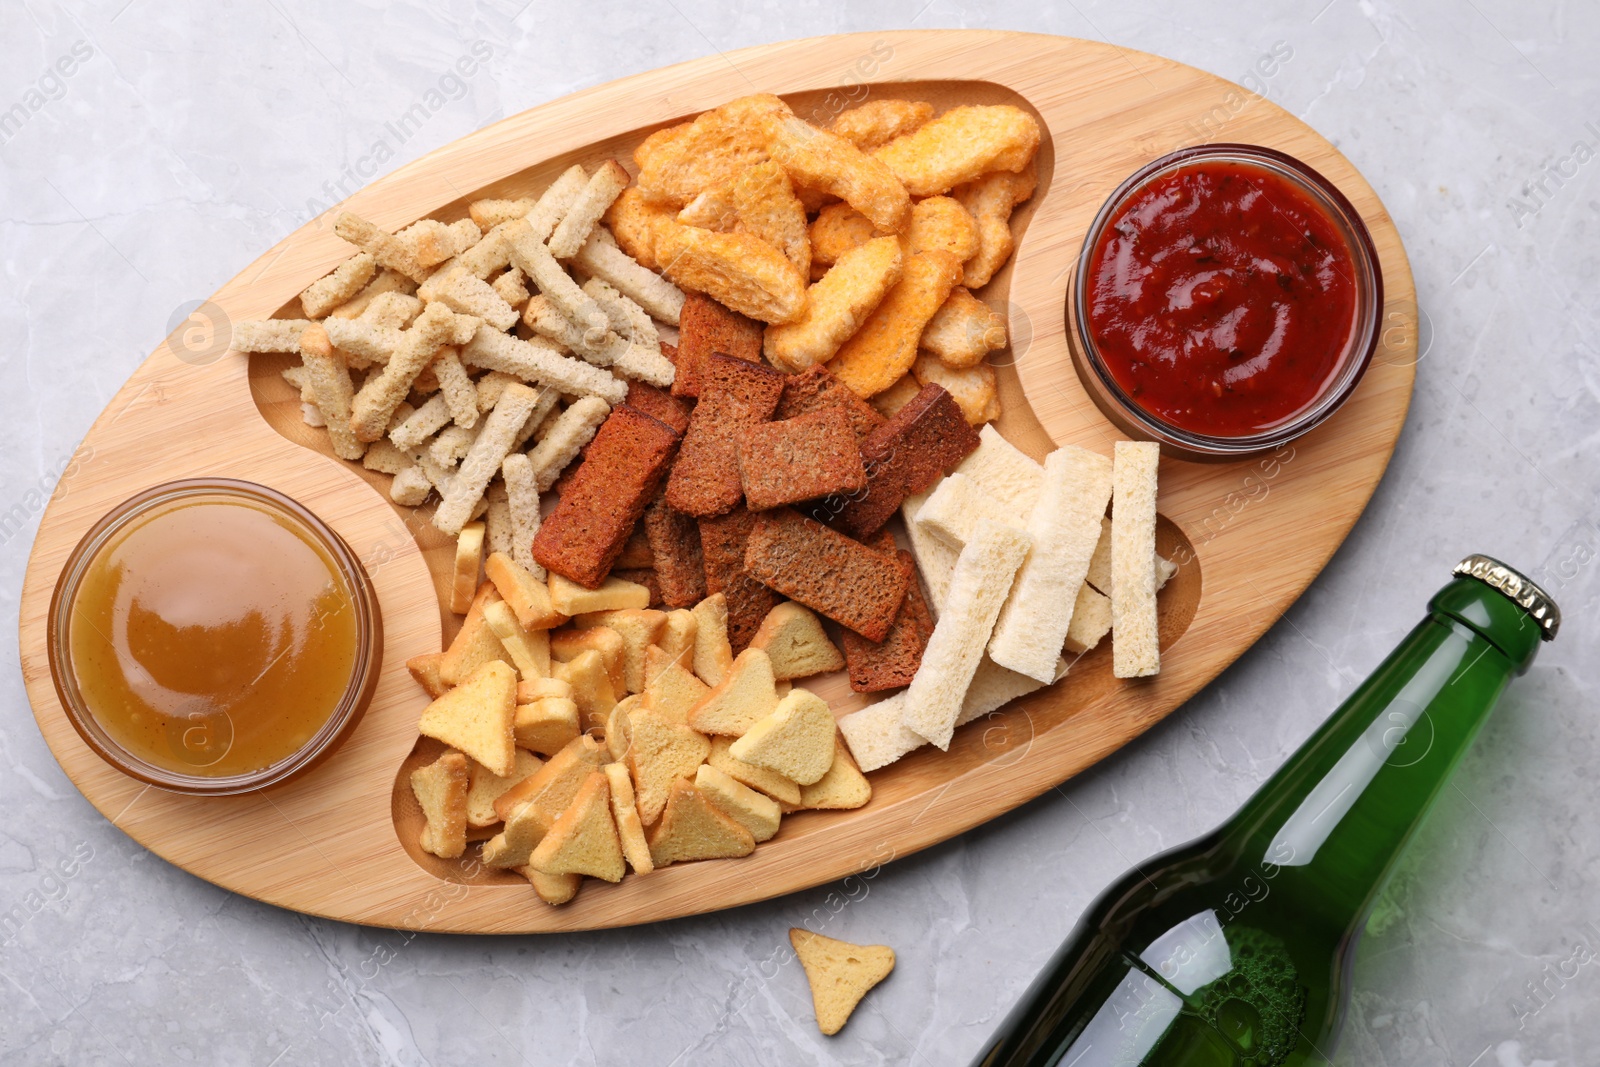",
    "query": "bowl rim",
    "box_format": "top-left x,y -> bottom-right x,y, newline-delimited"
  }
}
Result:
46,478 -> 383,796
1069,142 -> 1385,458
